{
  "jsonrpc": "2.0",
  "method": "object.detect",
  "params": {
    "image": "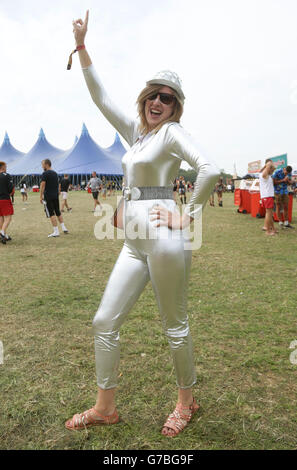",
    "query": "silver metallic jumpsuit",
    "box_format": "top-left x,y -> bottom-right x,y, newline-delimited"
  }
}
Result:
82,65 -> 219,390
